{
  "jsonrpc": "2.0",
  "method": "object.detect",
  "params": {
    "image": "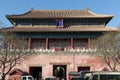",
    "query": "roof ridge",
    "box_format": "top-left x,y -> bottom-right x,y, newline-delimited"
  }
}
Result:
31,9 -> 86,12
